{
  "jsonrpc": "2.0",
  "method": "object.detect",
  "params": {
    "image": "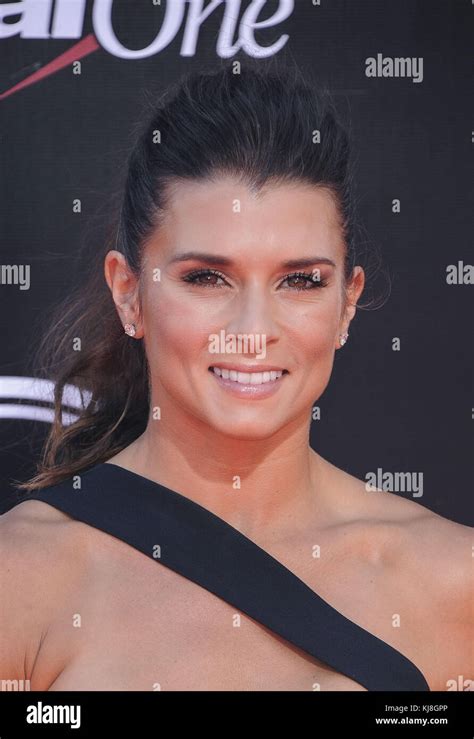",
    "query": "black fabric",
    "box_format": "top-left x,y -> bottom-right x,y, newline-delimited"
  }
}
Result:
19,462 -> 430,691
